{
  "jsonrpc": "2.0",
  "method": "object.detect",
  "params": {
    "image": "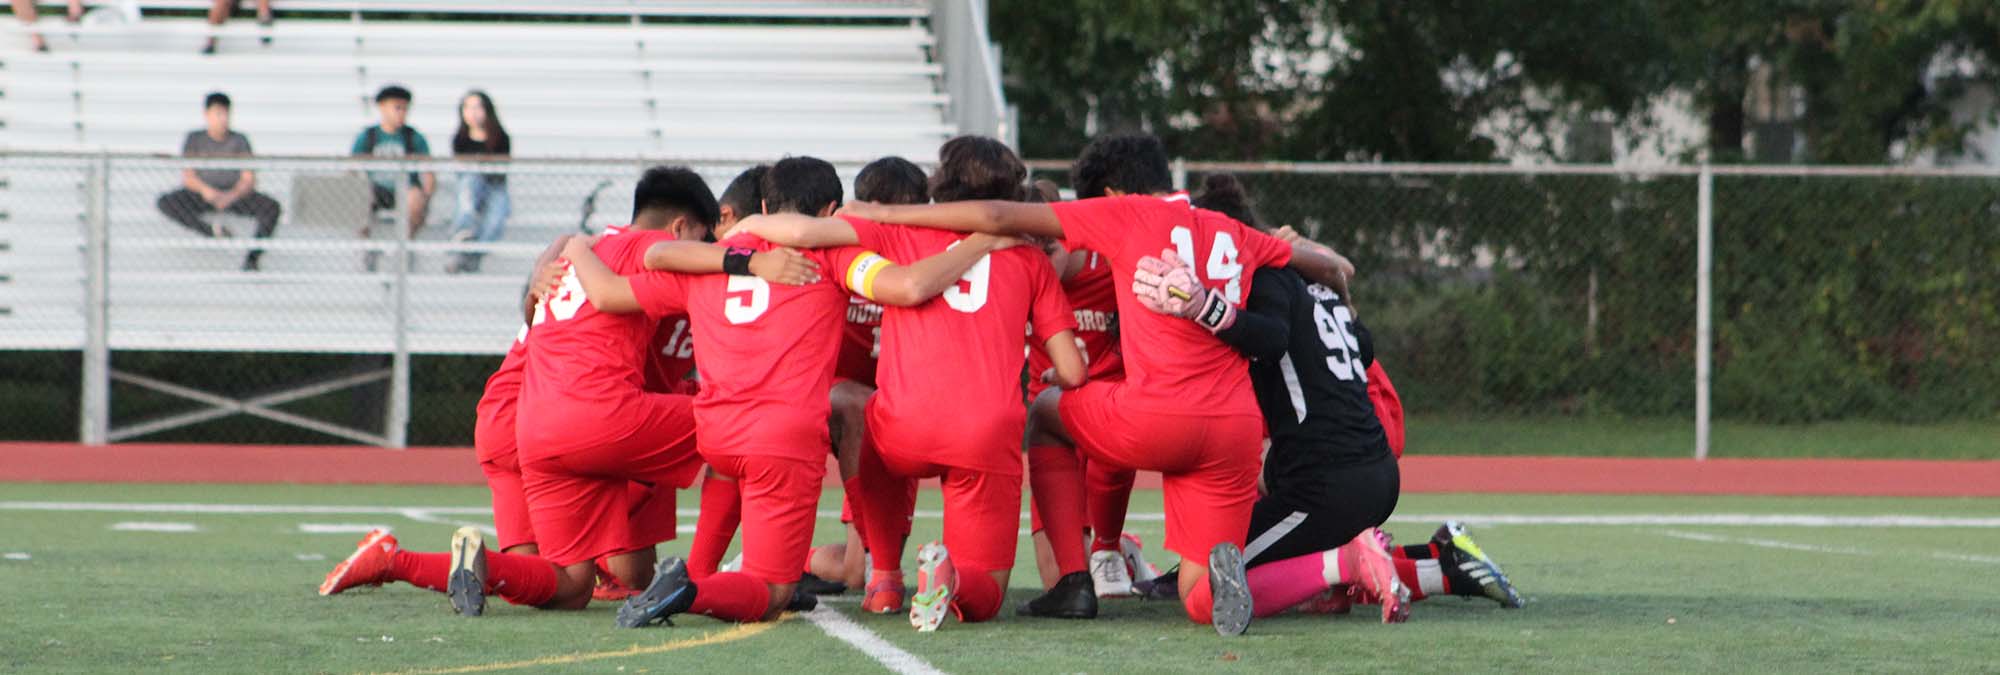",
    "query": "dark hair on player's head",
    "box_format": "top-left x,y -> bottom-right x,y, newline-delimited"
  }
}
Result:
855,156 -> 930,205
1071,133 -> 1171,199
632,165 -> 720,226
930,135 -> 1027,203
719,164 -> 768,216
1192,173 -> 1261,230
204,92 -> 231,110
761,156 -> 843,215
375,85 -> 413,104
1025,178 -> 1062,204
